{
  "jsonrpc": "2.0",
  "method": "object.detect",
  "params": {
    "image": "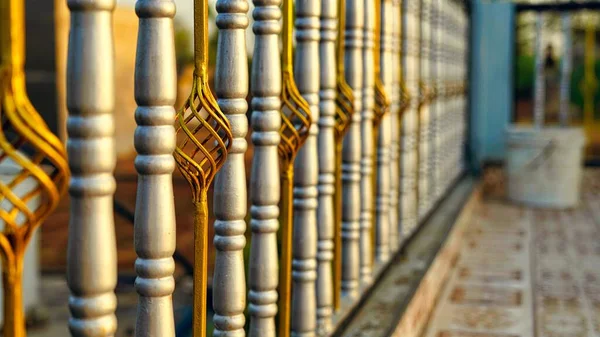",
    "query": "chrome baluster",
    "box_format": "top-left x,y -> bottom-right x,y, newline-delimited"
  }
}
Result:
213,0 -> 250,334
248,0 -> 282,335
291,0 -> 320,334
333,0 -> 355,311
400,0 -> 419,236
417,0 -> 430,222
360,0 -> 375,282
317,0 -> 336,332
389,0 -> 401,251
376,0 -> 393,262
133,1 -> 177,336
66,0 -> 118,336
427,0 -> 438,210
372,0 -> 391,264
342,0 -> 364,299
